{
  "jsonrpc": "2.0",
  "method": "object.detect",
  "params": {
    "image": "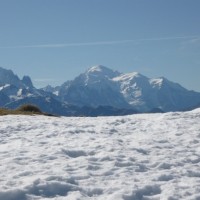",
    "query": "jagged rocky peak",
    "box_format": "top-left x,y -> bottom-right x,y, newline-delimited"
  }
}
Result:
0,66 -> 21,87
86,65 -> 121,79
22,76 -> 33,88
